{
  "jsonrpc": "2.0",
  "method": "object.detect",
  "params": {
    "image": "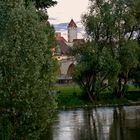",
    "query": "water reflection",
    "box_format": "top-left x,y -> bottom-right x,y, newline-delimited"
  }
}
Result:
110,106 -> 140,140
41,106 -> 140,140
